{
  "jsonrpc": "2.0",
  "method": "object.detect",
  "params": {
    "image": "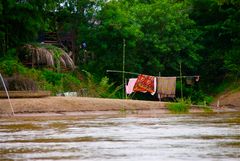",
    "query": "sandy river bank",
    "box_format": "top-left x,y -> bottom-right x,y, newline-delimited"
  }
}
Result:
0,96 -> 238,117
